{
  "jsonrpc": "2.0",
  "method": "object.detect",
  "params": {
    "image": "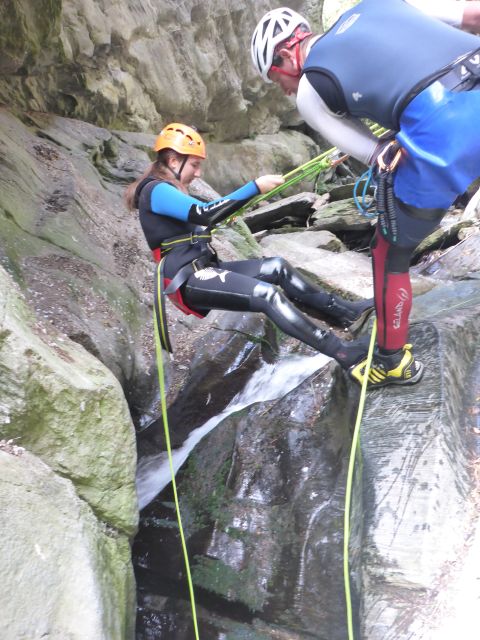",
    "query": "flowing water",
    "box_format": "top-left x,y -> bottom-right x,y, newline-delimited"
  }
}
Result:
136,353 -> 329,509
